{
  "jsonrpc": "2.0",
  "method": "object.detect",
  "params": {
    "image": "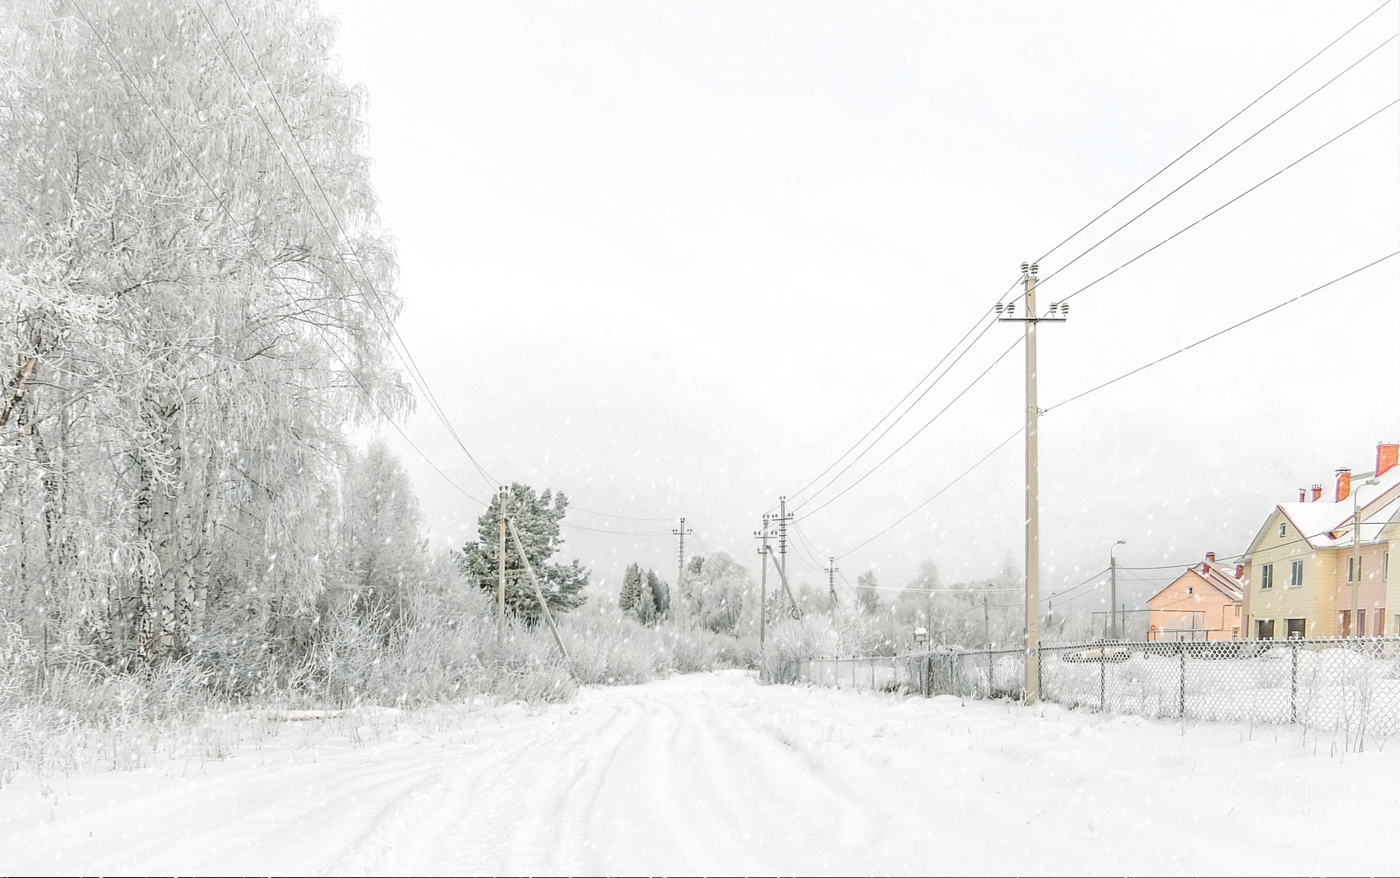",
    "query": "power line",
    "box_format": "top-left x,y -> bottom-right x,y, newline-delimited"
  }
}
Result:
1039,31 -> 1398,286
1055,98 -> 1400,307
1041,567 -> 1112,605
204,0 -> 500,493
1035,0 -> 1398,266
206,1 -> 676,526
778,7 -> 1396,517
835,426 -> 1023,560
1045,251 -> 1399,413
796,336 -> 1023,522
781,277 -> 1021,510
791,317 -> 1003,513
